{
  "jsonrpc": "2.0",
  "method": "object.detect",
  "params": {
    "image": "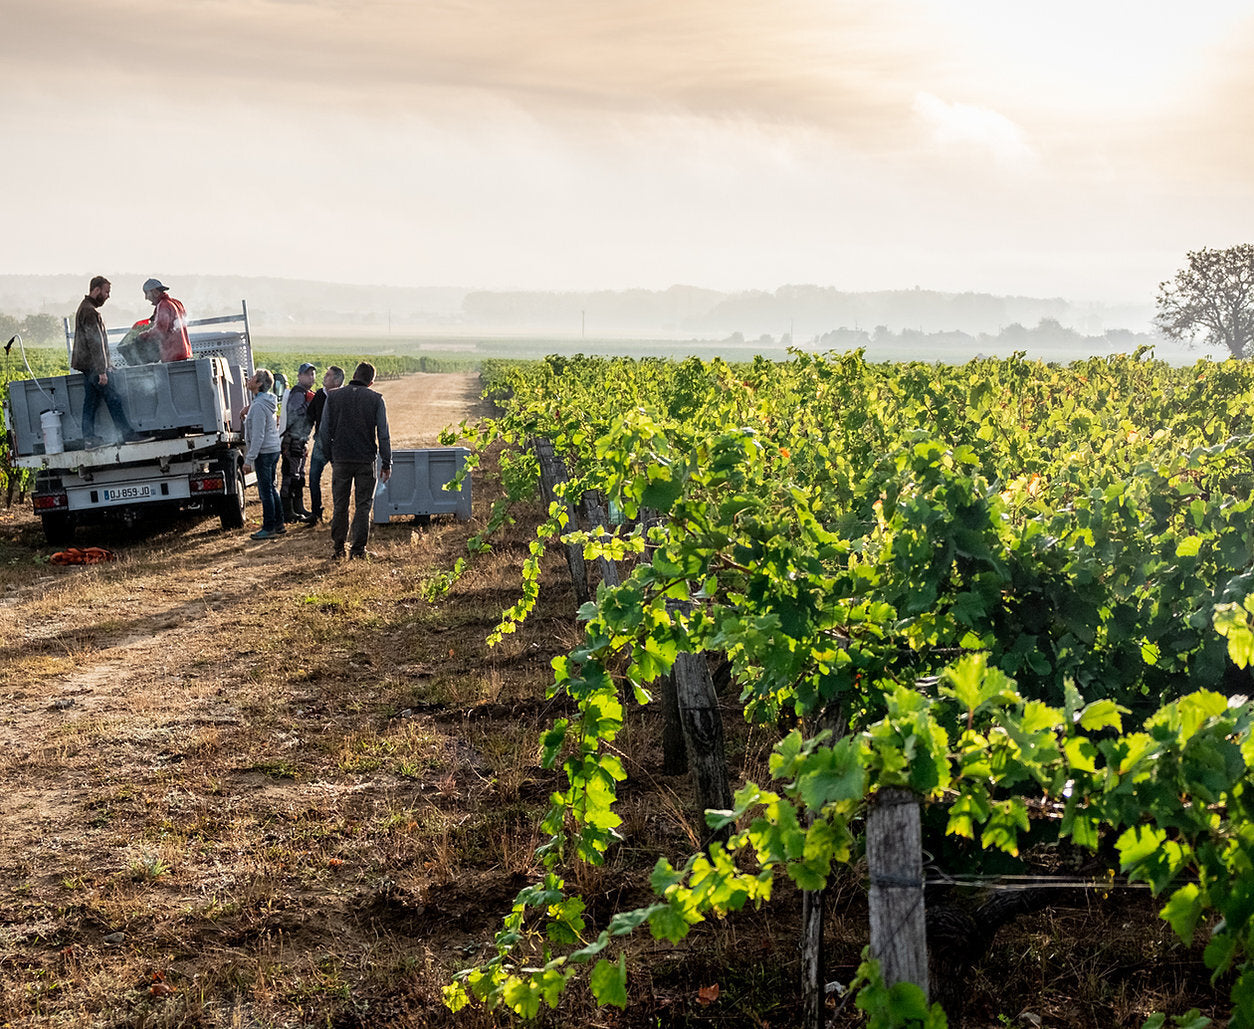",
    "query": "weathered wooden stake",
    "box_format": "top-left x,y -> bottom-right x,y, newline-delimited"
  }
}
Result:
640,512 -> 687,773
672,650 -> 733,844
866,788 -> 928,1001
580,490 -> 620,589
658,672 -> 687,775
800,705 -> 849,1029
801,882 -> 826,1029
531,438 -> 590,605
